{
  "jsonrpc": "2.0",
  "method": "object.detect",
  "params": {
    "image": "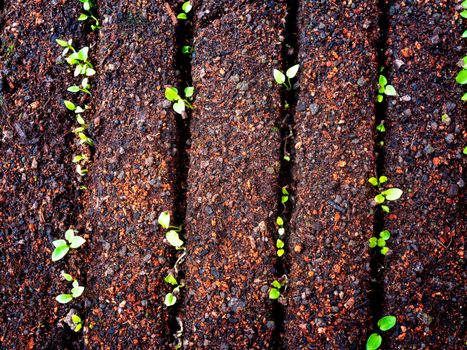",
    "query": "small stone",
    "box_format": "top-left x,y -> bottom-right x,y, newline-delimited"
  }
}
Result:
294,244 -> 302,253
31,158 -> 38,169
236,81 -> 249,91
145,157 -> 154,166
296,102 -> 306,112
424,144 -> 434,155
309,103 -> 319,115
445,134 -> 454,144
357,77 -> 366,87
